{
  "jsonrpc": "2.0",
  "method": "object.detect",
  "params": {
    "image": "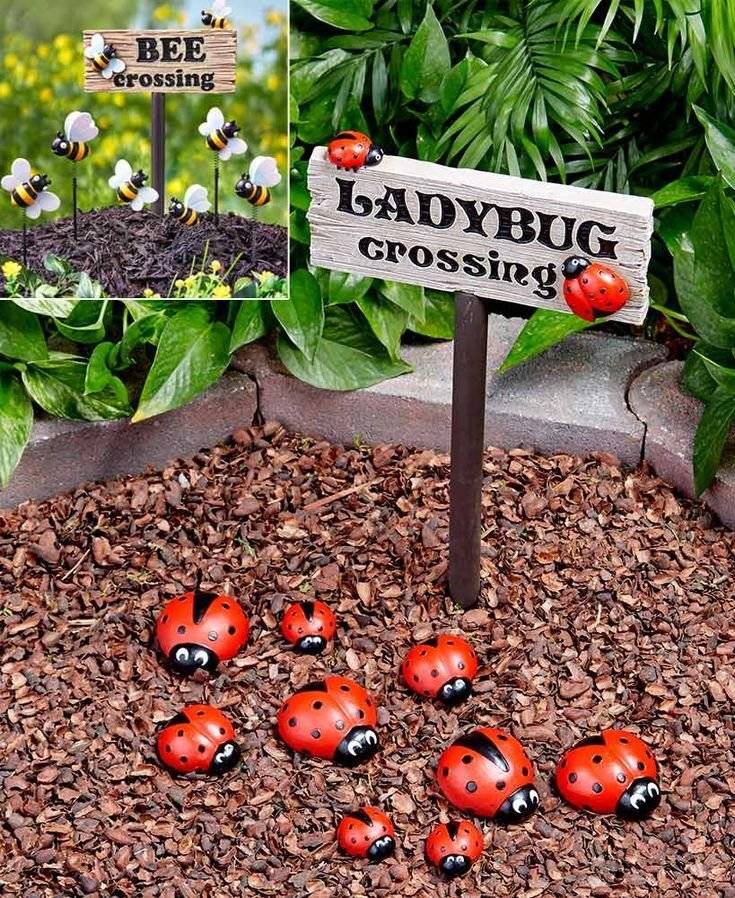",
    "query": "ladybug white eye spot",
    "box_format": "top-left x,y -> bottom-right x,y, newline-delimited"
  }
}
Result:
648,782 -> 659,797
630,794 -> 644,810
192,648 -> 209,666
529,789 -> 539,805
175,647 -> 189,663
512,796 -> 528,814
365,730 -> 377,746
